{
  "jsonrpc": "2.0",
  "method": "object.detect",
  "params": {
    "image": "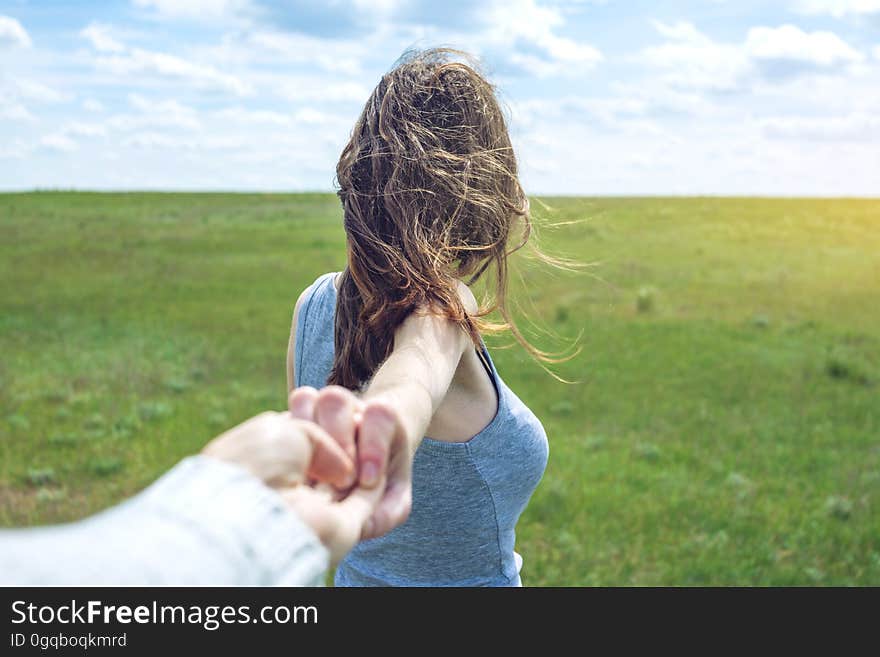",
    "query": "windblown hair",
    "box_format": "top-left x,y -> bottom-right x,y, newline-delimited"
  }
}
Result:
330,48 -> 548,390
